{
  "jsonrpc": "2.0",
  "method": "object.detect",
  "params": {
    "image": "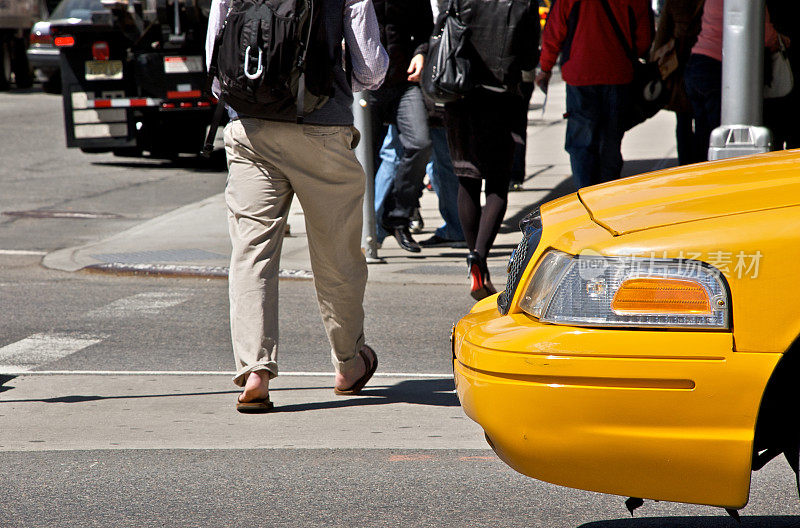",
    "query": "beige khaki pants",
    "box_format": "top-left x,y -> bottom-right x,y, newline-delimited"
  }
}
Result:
224,117 -> 368,387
